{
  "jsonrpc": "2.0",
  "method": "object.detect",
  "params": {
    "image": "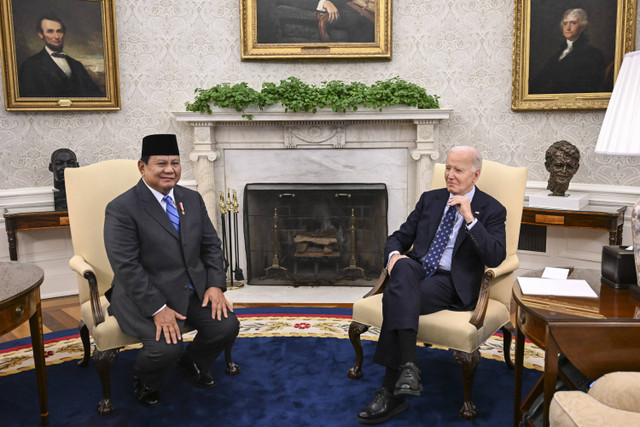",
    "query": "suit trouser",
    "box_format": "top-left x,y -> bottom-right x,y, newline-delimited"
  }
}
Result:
135,291 -> 240,389
373,257 -> 468,368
